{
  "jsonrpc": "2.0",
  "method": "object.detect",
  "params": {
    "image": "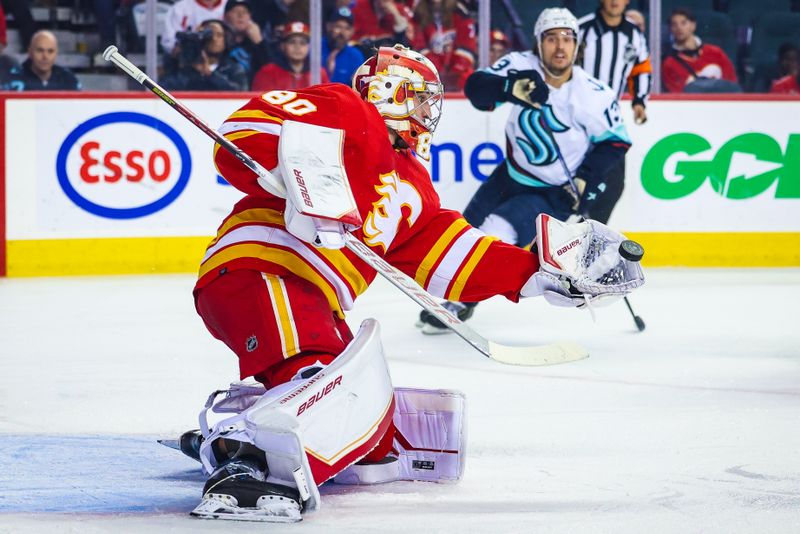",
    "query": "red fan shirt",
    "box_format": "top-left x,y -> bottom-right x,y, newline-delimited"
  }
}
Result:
661,42 -> 737,93
411,11 -> 476,91
770,74 -> 800,94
